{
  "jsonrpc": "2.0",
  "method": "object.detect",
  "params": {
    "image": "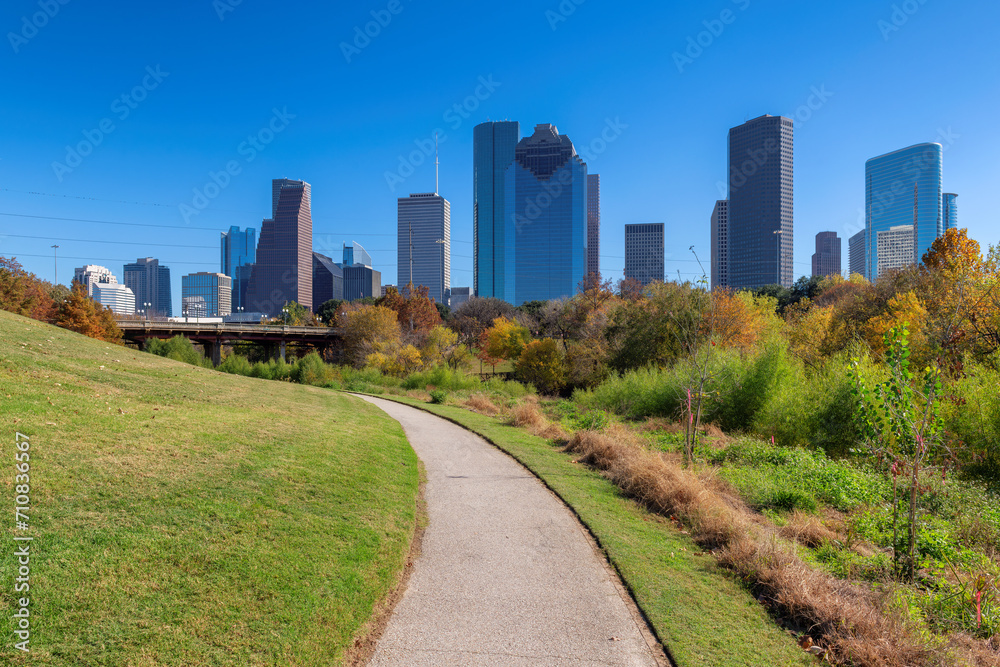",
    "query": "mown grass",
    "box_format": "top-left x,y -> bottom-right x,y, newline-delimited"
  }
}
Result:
0,310 -> 419,666
376,395 -> 812,667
